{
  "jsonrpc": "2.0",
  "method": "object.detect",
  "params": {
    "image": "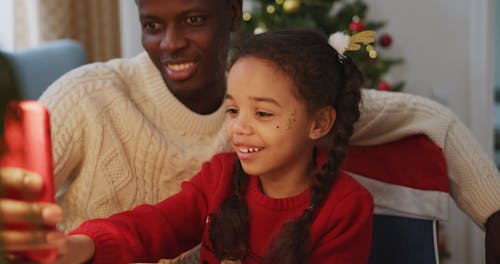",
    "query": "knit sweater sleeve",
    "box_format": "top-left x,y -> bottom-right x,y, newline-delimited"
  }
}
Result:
39,67 -> 89,190
443,117 -> 500,228
353,89 -> 500,228
68,153 -> 233,263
